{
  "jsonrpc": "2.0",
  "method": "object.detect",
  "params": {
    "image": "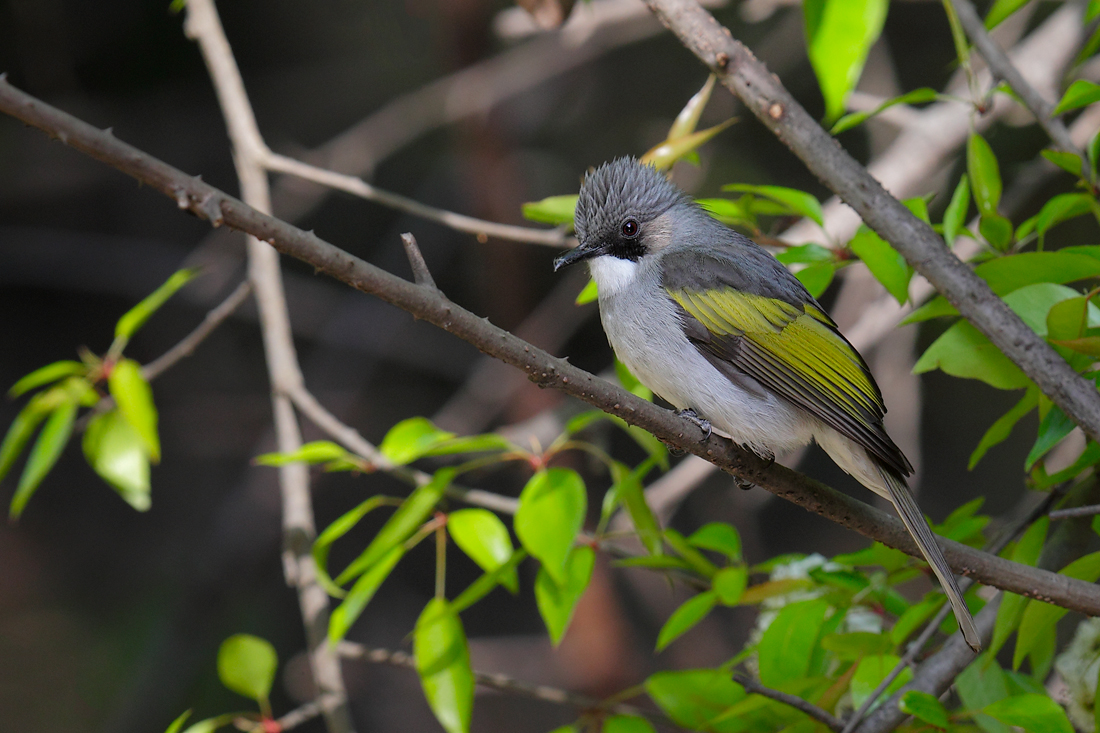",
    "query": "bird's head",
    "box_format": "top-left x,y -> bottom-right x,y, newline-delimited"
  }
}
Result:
553,158 -> 690,275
